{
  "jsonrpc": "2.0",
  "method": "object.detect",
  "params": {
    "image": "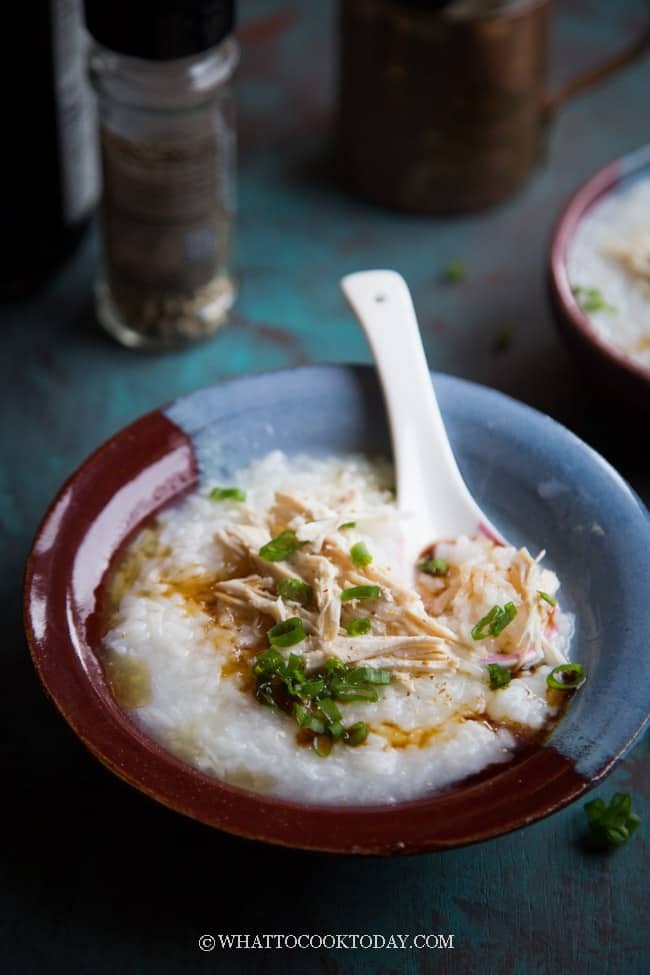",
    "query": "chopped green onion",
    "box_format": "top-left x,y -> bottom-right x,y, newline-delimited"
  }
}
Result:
255,683 -> 280,709
472,606 -> 500,639
572,285 -> 616,315
253,648 -> 285,676
298,678 -> 325,699
443,260 -> 466,284
251,653 -> 390,756
346,617 -> 372,637
538,590 -> 557,607
584,793 -> 641,848
208,486 -> 246,502
417,557 -> 448,576
292,701 -> 309,724
487,663 -> 512,690
341,585 -> 382,603
328,722 -> 345,740
471,602 -> 517,640
318,697 -> 342,724
493,324 -> 514,355
285,653 -> 303,678
328,682 -> 379,703
278,577 -> 313,608
344,722 -> 369,747
347,666 -> 391,685
293,703 -> 326,734
324,657 -> 346,676
338,521 -> 356,530
312,734 -> 333,757
547,664 -> 585,690
259,529 -> 306,562
350,541 -> 373,567
494,602 -> 517,635
267,617 -> 306,648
